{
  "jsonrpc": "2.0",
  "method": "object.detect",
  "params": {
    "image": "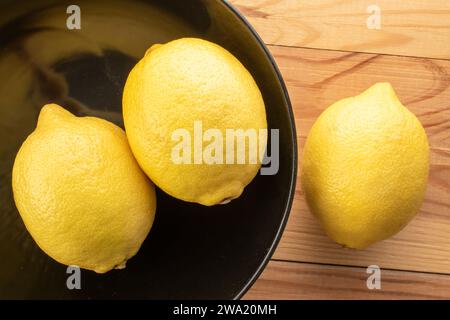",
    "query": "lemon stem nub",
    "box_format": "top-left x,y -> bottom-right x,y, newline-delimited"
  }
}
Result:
37,104 -> 74,128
